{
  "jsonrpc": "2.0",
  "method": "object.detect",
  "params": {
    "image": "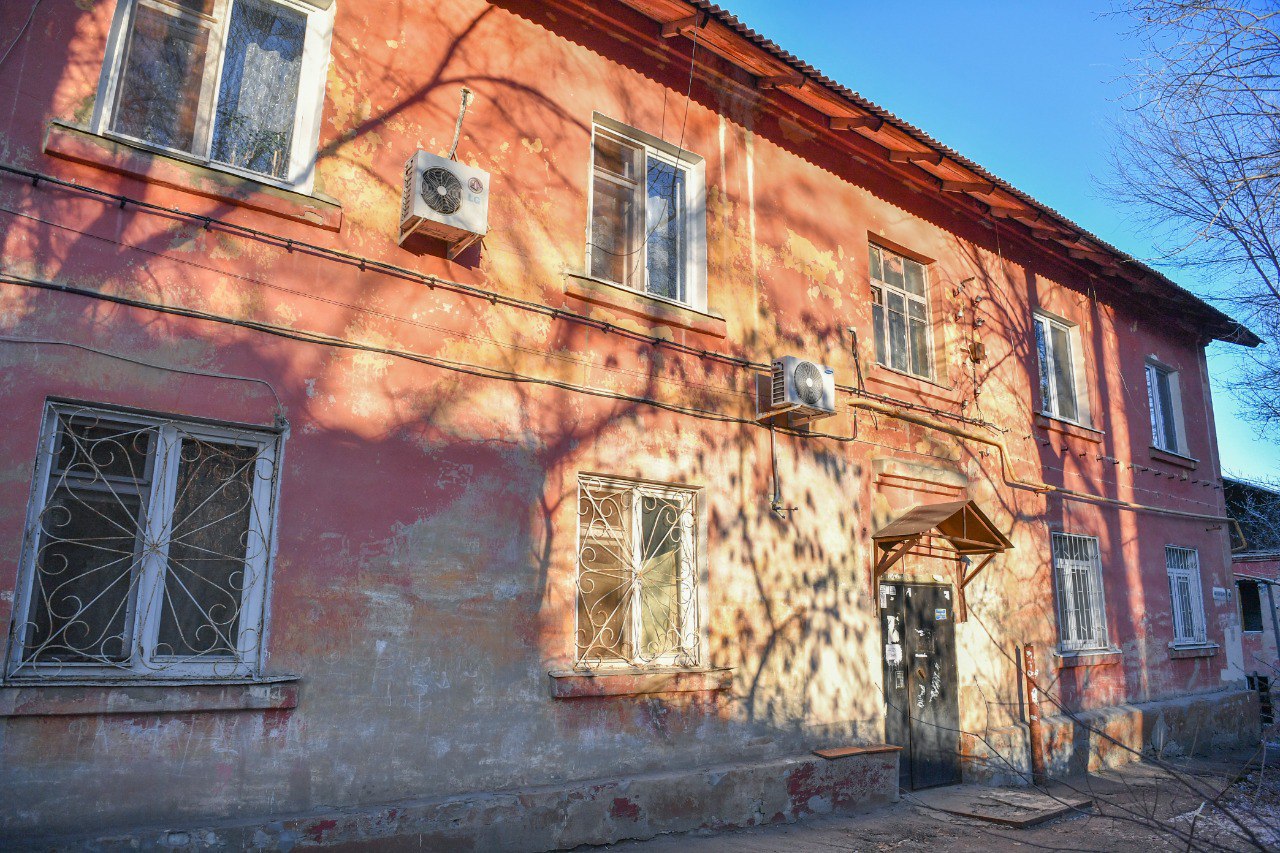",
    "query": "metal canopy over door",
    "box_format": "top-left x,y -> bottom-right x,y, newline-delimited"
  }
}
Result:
881,582 -> 960,790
